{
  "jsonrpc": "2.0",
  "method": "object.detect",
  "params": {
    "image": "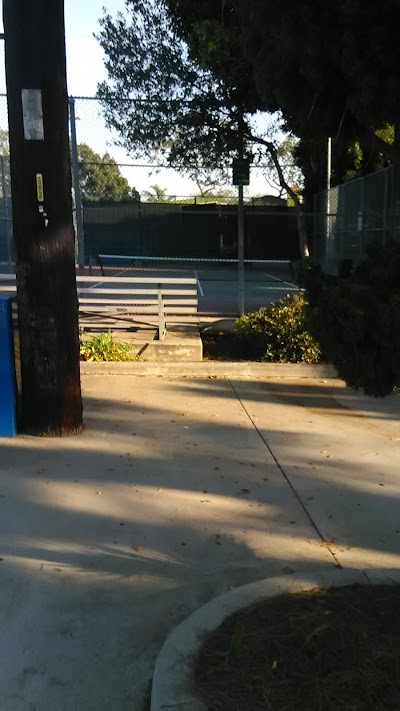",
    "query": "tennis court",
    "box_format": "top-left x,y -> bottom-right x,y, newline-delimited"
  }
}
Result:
87,255 -> 299,316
